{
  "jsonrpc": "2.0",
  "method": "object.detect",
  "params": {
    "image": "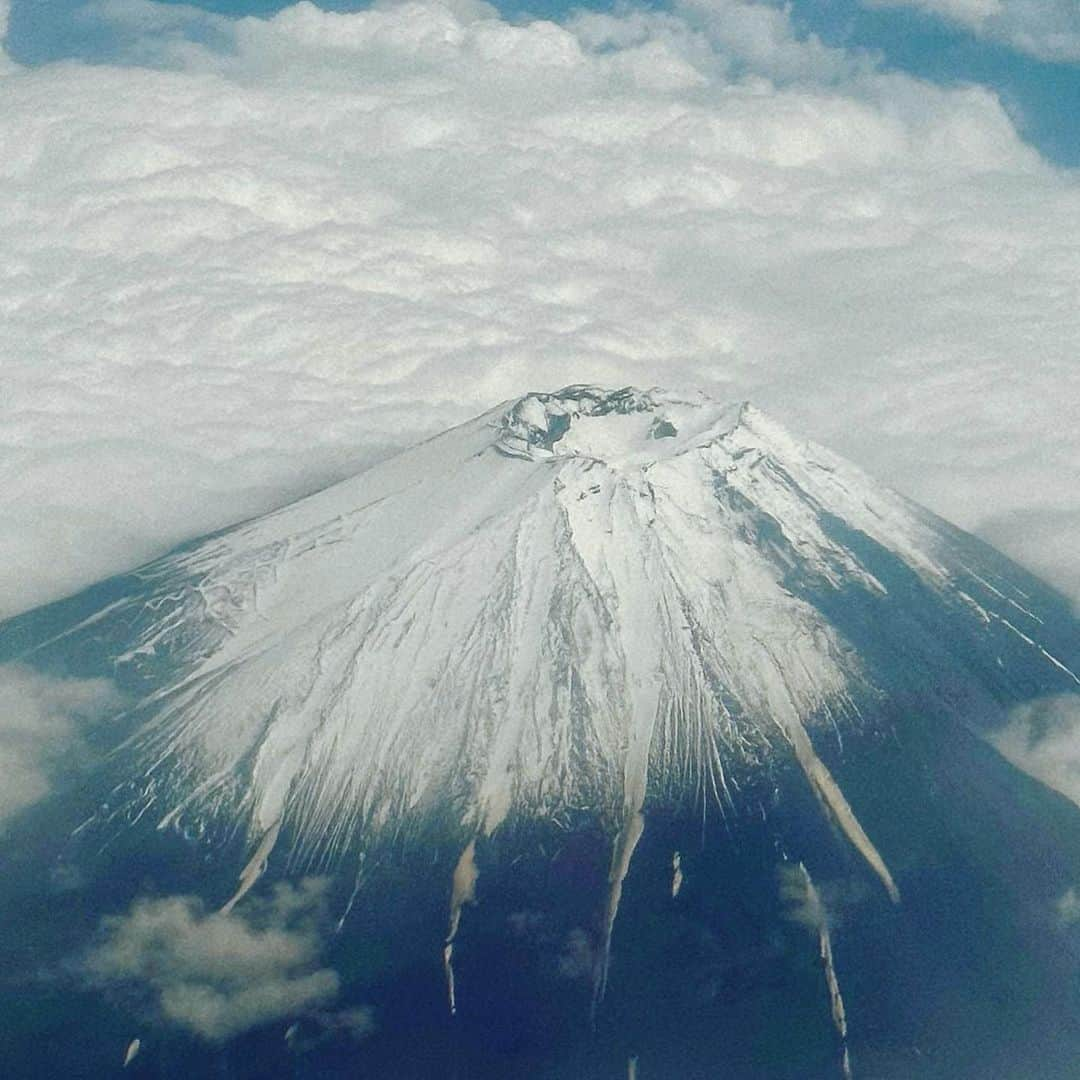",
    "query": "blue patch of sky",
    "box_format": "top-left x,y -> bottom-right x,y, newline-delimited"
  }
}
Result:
788,0 -> 1080,167
6,0 -> 1079,165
